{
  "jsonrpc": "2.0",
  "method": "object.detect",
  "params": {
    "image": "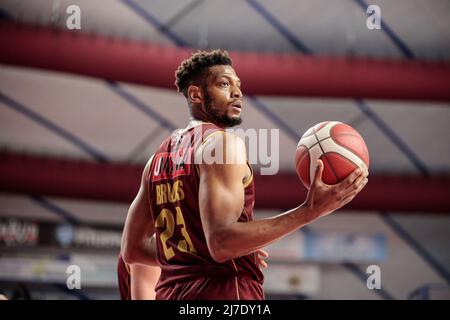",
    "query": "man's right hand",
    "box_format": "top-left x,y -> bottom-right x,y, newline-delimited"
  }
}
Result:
305,159 -> 368,220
